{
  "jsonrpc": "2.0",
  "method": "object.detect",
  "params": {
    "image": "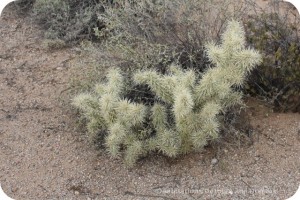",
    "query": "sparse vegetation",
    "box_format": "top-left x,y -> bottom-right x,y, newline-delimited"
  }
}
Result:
32,0 -> 105,41
27,0 -> 299,112
42,39 -> 67,51
97,0 -> 250,72
13,0 -> 299,167
244,0 -> 300,112
2,1 -> 300,199
14,0 -> 36,13
72,21 -> 262,167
